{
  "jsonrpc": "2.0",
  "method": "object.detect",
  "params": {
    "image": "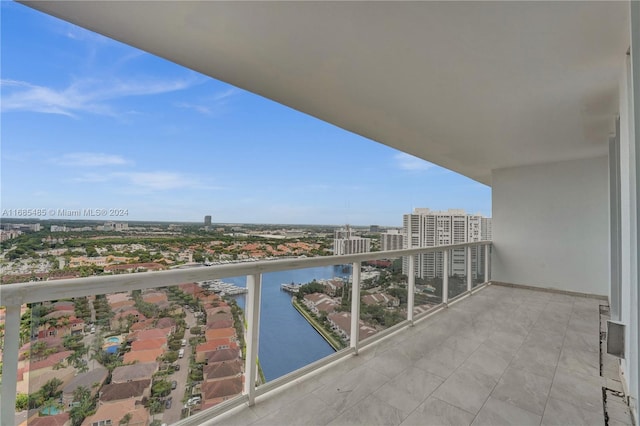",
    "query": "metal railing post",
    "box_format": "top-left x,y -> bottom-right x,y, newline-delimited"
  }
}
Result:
484,244 -> 490,282
350,261 -> 361,354
443,250 -> 449,305
407,256 -> 415,325
467,246 -> 473,292
1,304 -> 21,426
244,273 -> 262,406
